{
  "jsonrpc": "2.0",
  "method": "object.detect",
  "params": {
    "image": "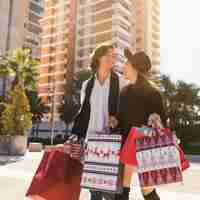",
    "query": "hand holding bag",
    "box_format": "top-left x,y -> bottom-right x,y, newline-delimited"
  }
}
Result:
81,133 -> 123,193
26,147 -> 83,200
120,113 -> 189,188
